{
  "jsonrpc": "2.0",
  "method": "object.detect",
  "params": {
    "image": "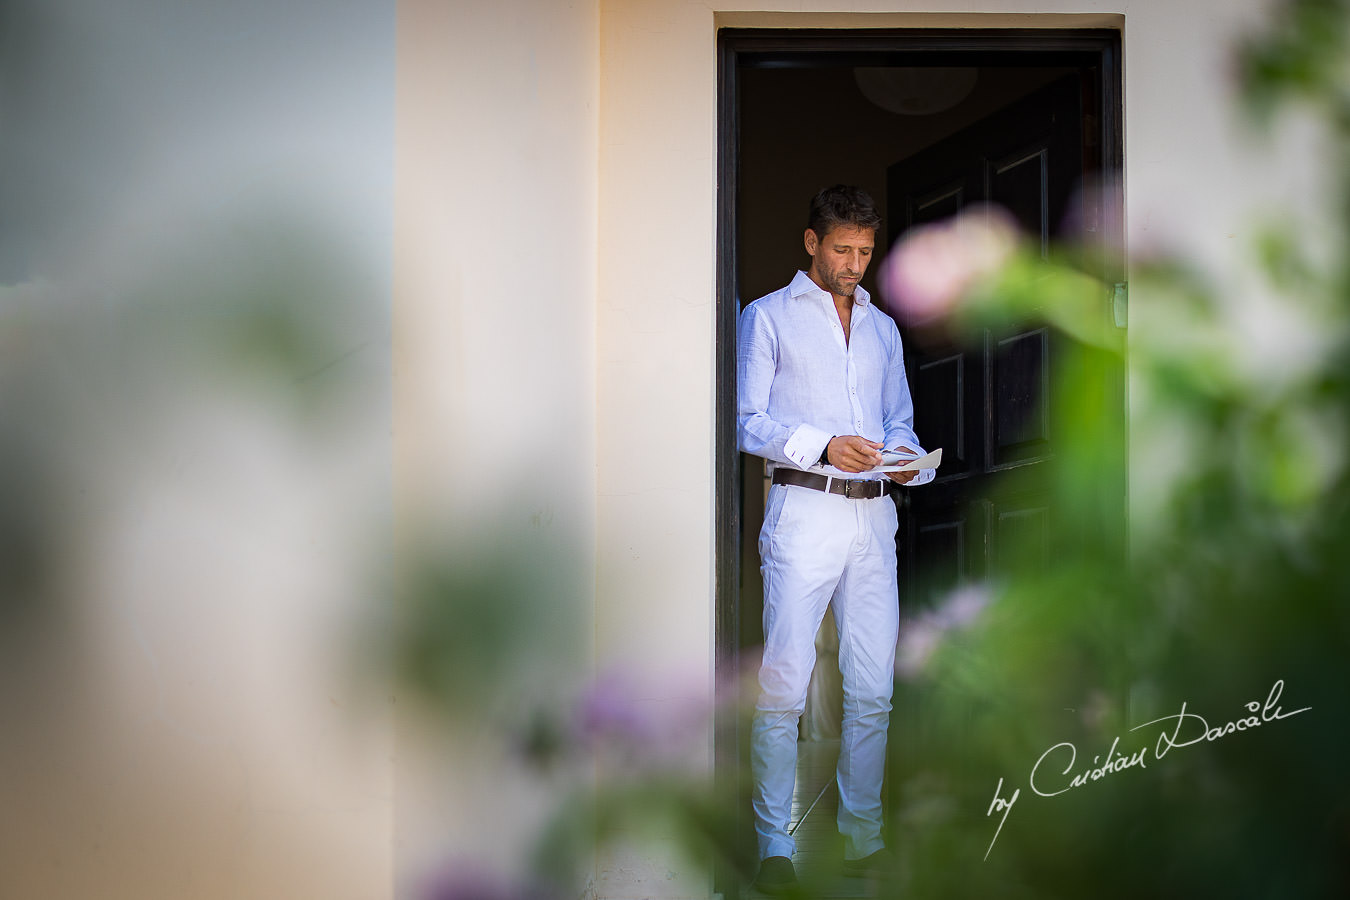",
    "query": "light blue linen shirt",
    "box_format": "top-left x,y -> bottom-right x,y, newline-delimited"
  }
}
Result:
737,270 -> 934,486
